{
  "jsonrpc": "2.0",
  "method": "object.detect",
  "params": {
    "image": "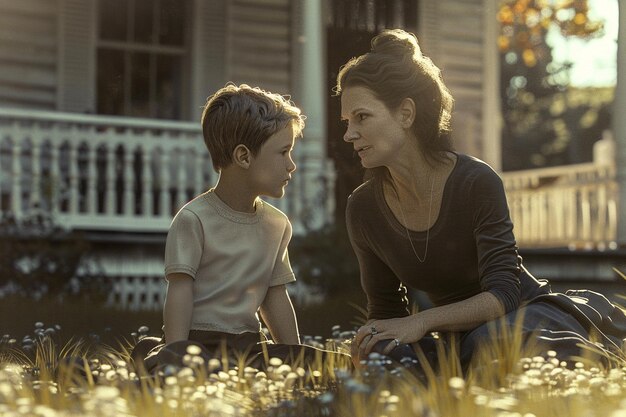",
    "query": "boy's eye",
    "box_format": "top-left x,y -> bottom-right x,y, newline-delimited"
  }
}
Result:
358,113 -> 368,121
